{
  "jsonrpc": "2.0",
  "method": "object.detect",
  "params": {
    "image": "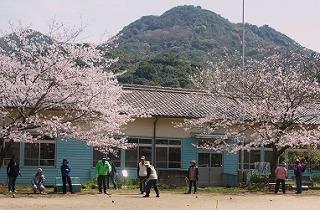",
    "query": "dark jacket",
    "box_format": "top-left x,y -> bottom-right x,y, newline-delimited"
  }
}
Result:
294,164 -> 305,177
110,162 -> 117,176
7,162 -> 20,177
187,166 -> 199,181
61,164 -> 71,176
